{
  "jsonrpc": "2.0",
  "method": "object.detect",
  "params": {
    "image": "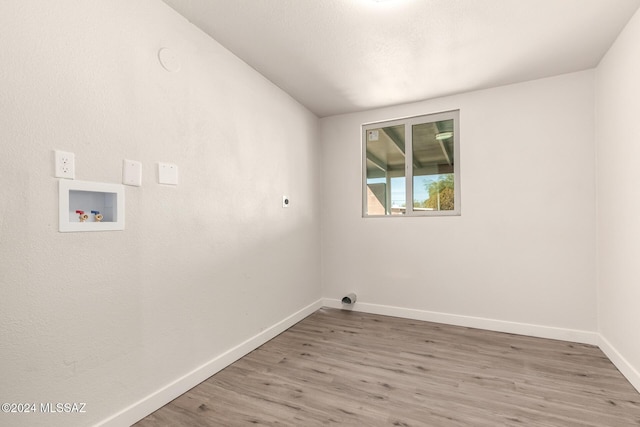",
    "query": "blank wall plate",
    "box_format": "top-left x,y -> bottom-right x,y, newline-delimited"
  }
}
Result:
158,163 -> 178,185
122,159 -> 142,187
282,195 -> 290,208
